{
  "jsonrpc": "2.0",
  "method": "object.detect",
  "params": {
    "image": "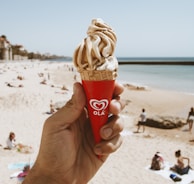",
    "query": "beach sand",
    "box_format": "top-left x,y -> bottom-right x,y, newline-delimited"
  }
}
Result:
0,60 -> 194,184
